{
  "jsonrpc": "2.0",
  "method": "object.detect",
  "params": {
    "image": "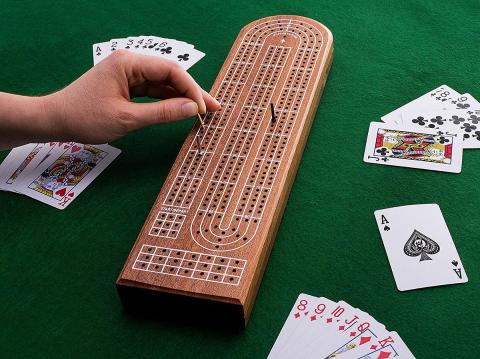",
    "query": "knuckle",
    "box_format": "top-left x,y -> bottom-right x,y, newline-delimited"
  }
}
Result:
156,104 -> 169,122
166,59 -> 183,72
